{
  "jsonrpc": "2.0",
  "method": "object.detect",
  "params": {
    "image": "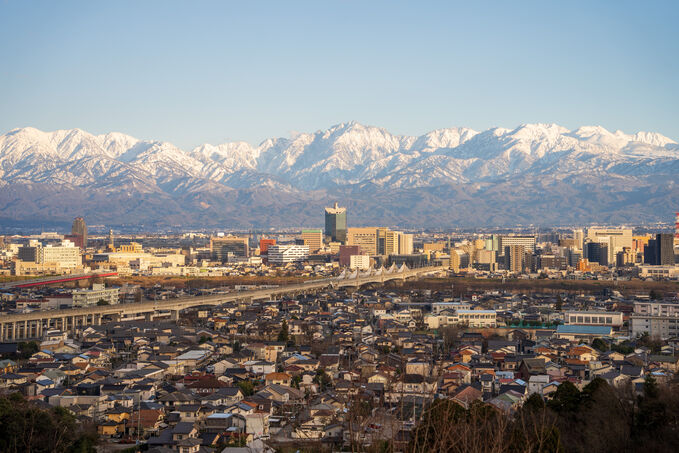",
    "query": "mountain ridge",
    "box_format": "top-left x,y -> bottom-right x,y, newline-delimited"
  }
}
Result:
0,122 -> 677,228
